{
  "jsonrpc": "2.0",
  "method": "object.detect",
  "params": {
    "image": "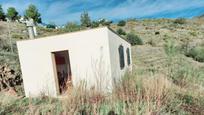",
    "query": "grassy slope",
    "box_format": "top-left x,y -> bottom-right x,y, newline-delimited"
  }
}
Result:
0,19 -> 204,114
